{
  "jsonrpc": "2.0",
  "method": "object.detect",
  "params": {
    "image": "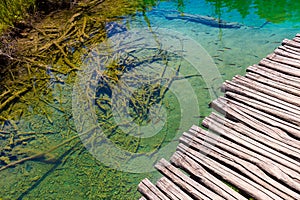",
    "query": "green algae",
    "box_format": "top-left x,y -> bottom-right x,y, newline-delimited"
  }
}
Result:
0,0 -> 193,199
0,0 -> 36,32
1,0 -> 297,199
205,0 -> 300,23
